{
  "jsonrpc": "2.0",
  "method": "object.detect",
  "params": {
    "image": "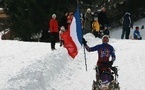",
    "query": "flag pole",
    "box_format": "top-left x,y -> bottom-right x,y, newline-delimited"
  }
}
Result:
83,45 -> 87,71
77,0 -> 87,71
78,0 -> 87,71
